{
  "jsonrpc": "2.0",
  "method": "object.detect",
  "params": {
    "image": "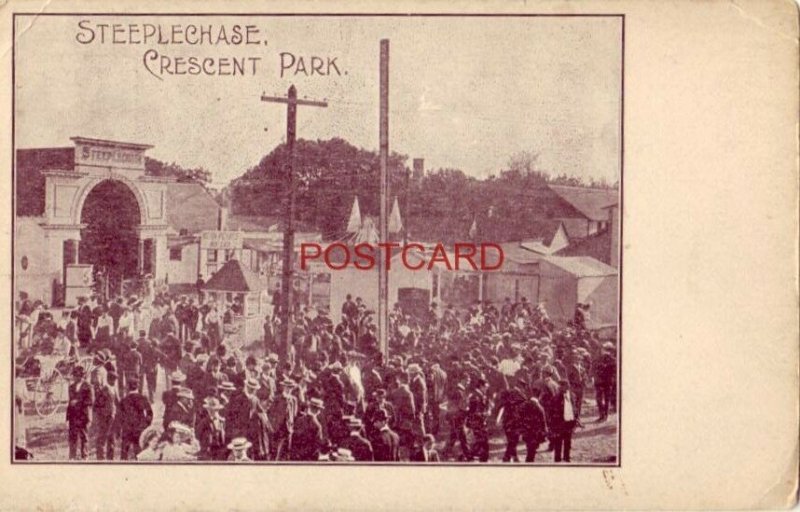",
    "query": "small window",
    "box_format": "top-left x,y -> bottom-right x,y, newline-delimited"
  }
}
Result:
207,250 -> 218,263
169,247 -> 182,261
